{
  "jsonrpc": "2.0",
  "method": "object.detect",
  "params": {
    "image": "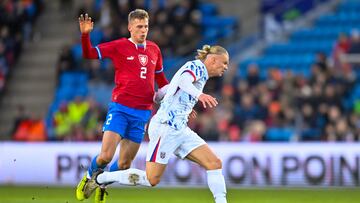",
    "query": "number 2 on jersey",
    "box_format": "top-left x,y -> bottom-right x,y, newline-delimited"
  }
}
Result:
106,114 -> 112,125
140,67 -> 147,79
